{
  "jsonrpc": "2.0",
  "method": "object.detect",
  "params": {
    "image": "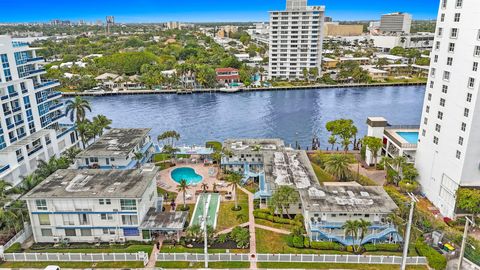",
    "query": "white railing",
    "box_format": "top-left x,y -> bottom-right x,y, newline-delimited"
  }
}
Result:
156,253 -> 428,265
2,224 -> 32,251
2,252 -> 148,264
